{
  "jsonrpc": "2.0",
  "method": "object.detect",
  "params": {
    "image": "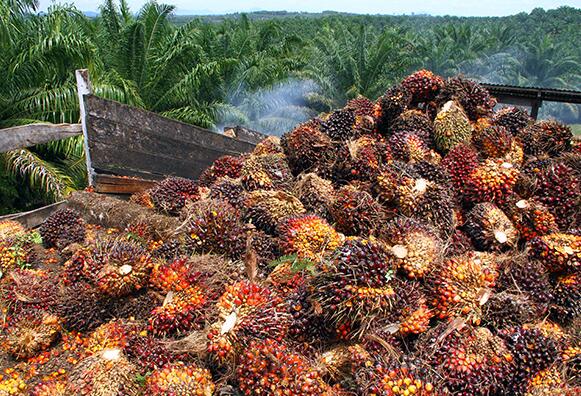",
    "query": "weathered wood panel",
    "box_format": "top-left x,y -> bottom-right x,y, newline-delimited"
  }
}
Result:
84,95 -> 256,181
0,124 -> 82,153
95,174 -> 157,194
0,201 -> 66,228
